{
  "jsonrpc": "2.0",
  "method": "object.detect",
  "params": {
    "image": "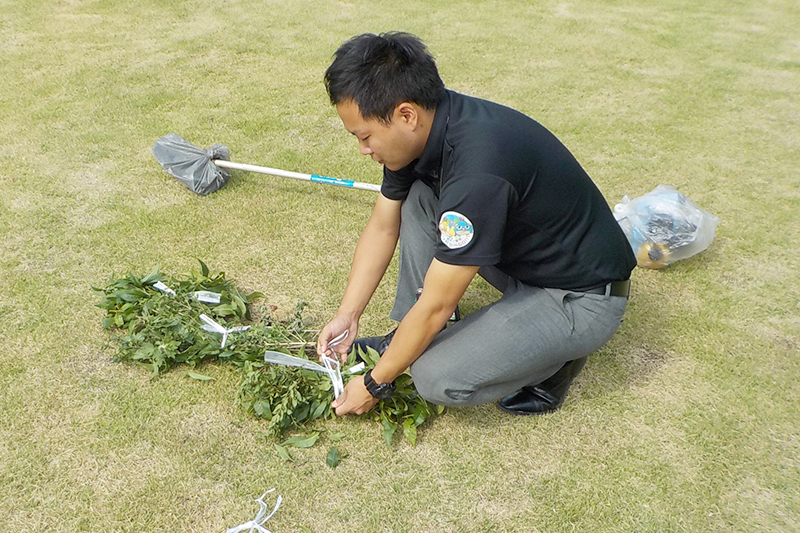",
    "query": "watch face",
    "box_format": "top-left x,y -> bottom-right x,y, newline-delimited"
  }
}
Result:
365,370 -> 395,399
373,383 -> 393,400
